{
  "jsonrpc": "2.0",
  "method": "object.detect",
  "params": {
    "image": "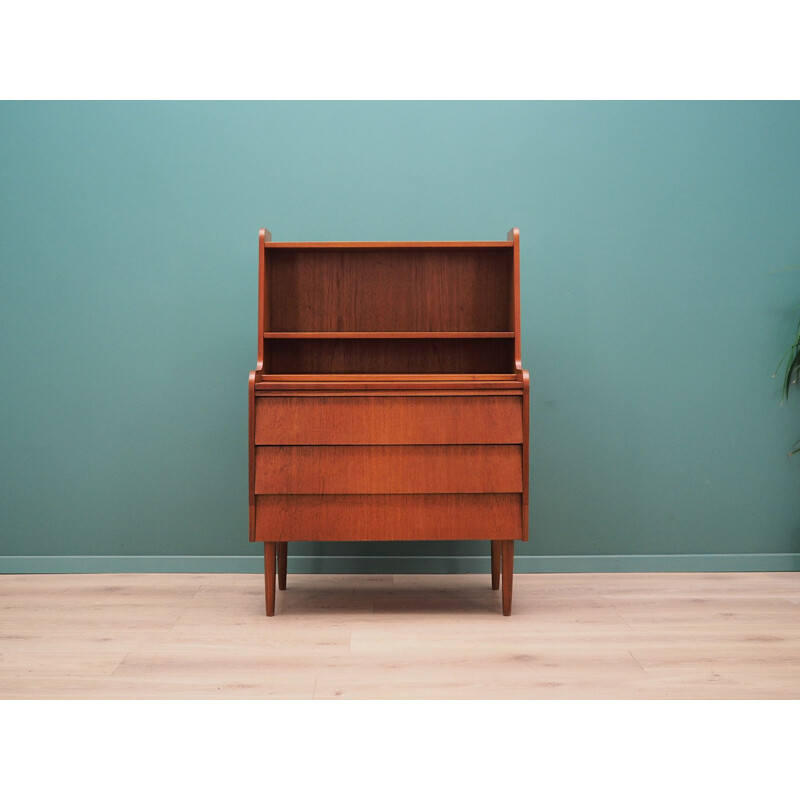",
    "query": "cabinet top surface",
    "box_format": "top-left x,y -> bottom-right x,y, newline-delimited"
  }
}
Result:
264,240 -> 514,249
